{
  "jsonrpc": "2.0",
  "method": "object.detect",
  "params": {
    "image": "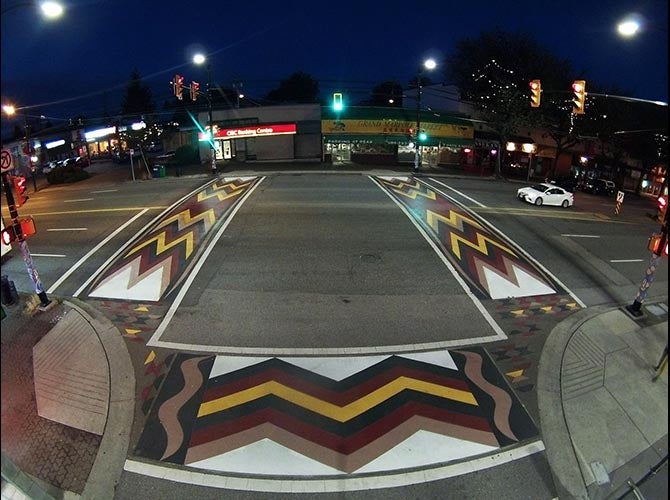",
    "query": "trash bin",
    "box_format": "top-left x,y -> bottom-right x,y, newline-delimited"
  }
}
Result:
151,166 -> 160,178
159,165 -> 166,177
